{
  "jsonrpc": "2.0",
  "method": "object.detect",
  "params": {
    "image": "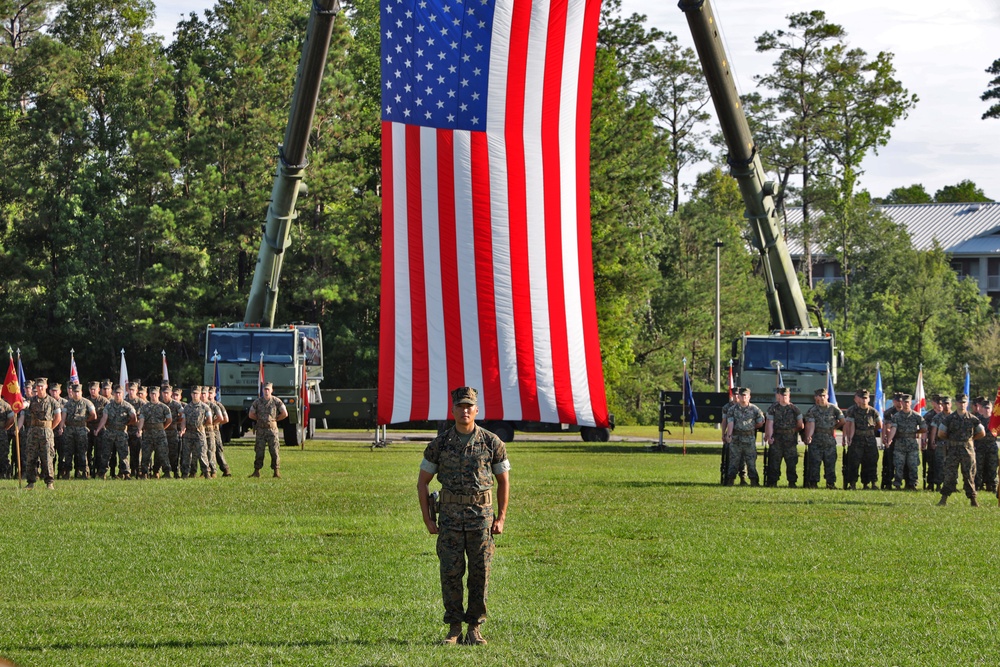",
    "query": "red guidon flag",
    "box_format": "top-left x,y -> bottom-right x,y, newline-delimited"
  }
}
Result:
378,0 -> 608,428
989,386 -> 1000,436
2,355 -> 25,412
